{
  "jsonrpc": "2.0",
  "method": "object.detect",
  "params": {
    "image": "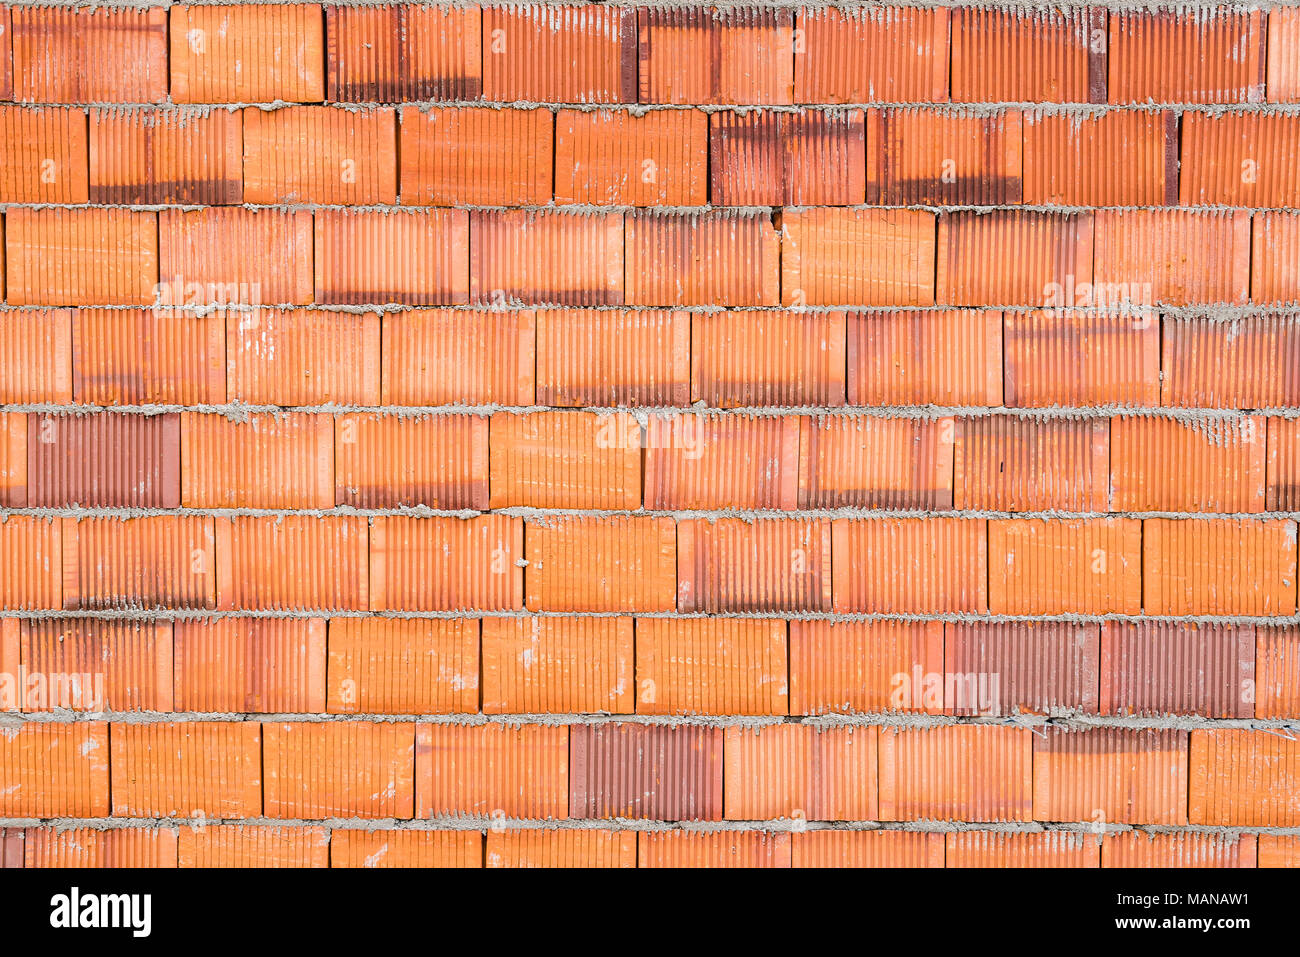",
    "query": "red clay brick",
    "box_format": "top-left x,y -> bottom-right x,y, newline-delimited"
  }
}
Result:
17,618 -> 173,712
954,416 -> 1109,512
1101,621 -> 1254,719
868,108 -> 1021,205
724,725 -> 877,820
327,618 -> 479,715
646,413 -> 801,509
1110,415 -> 1266,512
1257,625 -> 1300,719
63,516 -> 216,611
1143,519 -> 1298,616
878,726 -> 1032,823
938,211 -> 1094,307
951,7 -> 1099,102
484,4 -> 635,104
25,827 -> 178,868
263,722 -> 416,819
781,208 -> 936,307
315,209 -> 470,306
946,622 -> 1101,717
1160,315 -> 1300,409
794,6 -> 949,104
399,107 -> 552,206
0,310 -> 72,404
947,832 -> 1100,868
848,310 -> 1003,406
180,826 -> 329,868
489,411 -> 641,509
832,519 -> 987,614
677,518 -> 830,613
336,413 -> 487,509
174,618 -> 326,713
639,831 -> 791,867
627,211 -> 779,307
487,829 -> 634,868
217,515 -> 368,611
800,415 -> 953,510
1023,109 -> 1171,205
369,515 -> 521,612
382,309 -> 535,406
535,309 -> 688,407
989,518 -> 1142,616
0,414 -> 25,508
0,106 -> 88,204
1003,311 -> 1160,408
7,209 -> 157,307
692,310 -> 846,408
793,831 -> 945,868
569,723 -> 722,819
1103,832 -> 1256,868
1269,416 -> 1300,511
473,210 -> 623,306
227,308 -> 380,406
481,616 -> 633,715
635,617 -> 788,716
415,723 -> 568,818
159,208 -> 313,307
326,5 -> 482,102
639,6 -> 792,105
1191,729 -> 1300,826
556,108 -> 707,206
1108,8 -> 1265,104
789,620 -> 945,716
0,517 -> 62,611
1093,209 -> 1251,306
333,830 -> 481,868
244,106 -> 398,205
181,412 -> 334,509
28,411 -> 180,508
171,3 -> 325,103
0,723 -> 109,817
110,722 -> 260,818
12,7 -> 166,102
525,516 -> 675,612
1033,727 -> 1189,825
712,109 -> 866,206
90,107 -> 242,205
